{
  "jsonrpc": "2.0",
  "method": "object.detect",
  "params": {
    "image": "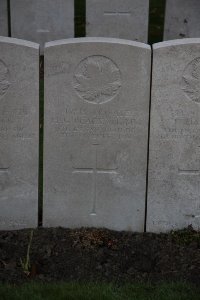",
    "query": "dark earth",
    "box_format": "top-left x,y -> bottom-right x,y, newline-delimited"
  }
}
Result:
0,226 -> 200,285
